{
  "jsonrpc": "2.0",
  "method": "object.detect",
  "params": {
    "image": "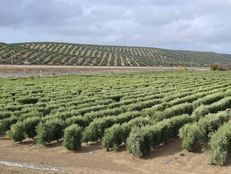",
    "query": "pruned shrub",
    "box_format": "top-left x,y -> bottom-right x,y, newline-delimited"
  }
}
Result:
198,111 -> 230,140
180,111 -> 230,152
102,117 -> 150,151
23,117 -> 40,139
83,111 -> 140,143
0,117 -> 18,136
36,119 -> 64,145
8,122 -> 25,143
127,114 -> 192,157
179,124 -> 205,151
126,127 -> 152,157
83,119 -> 108,142
103,124 -> 126,151
151,114 -> 192,147
64,124 -> 82,150
192,105 -> 210,120
209,123 -> 231,166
